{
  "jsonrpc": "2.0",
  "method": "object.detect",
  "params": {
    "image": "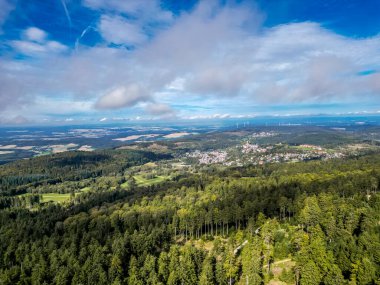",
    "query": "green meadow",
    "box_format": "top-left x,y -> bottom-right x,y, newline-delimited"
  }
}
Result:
41,193 -> 71,203
133,174 -> 169,186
